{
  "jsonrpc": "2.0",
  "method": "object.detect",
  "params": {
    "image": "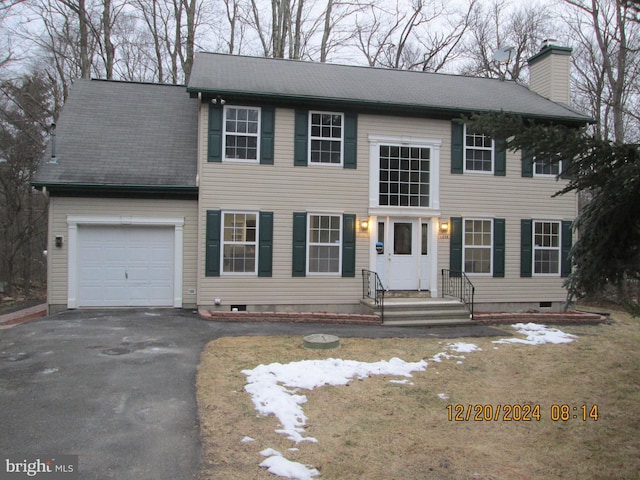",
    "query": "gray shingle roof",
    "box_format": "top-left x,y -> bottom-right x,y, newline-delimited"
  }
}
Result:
34,79 -> 198,189
188,52 -> 590,123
